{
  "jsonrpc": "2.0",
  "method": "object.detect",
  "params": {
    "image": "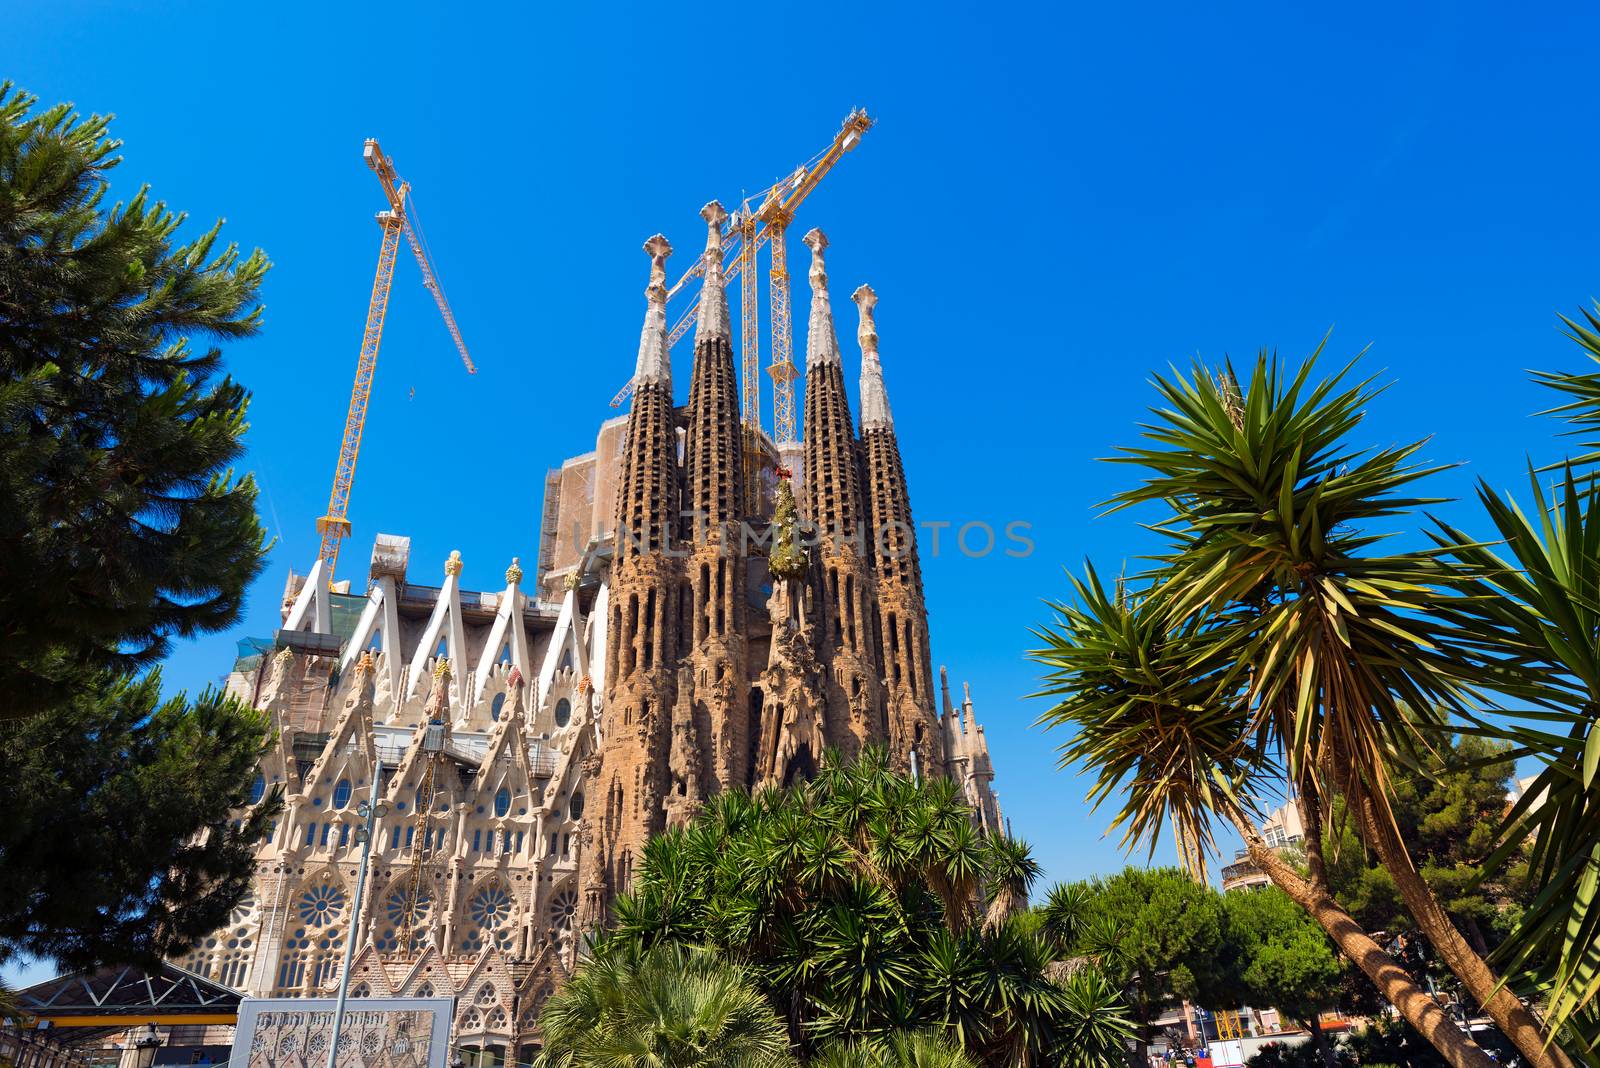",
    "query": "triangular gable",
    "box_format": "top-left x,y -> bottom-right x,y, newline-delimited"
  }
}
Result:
472,560 -> 533,713
302,658 -> 379,800
404,551 -> 470,709
282,557 -> 332,634
535,586 -> 586,708
339,575 -> 403,699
